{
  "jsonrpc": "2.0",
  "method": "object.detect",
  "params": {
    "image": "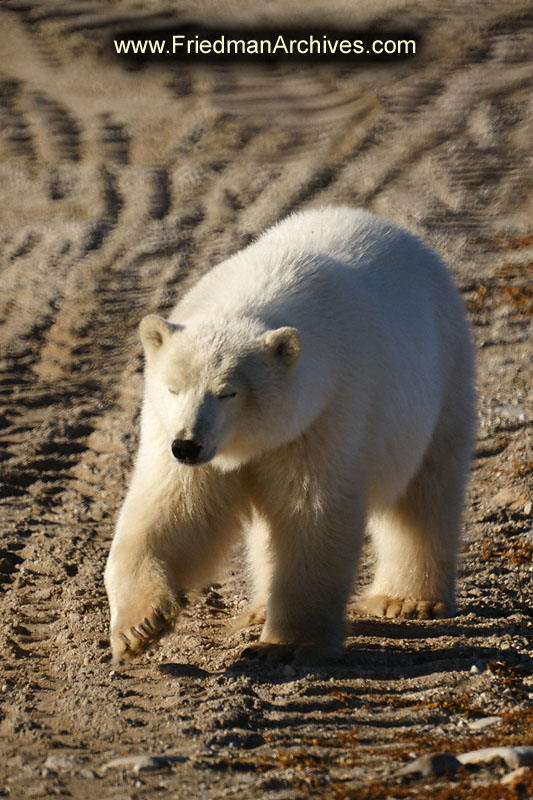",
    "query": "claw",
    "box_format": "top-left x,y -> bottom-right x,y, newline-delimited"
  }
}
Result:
130,626 -> 145,641
240,646 -> 259,660
114,601 -> 180,664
